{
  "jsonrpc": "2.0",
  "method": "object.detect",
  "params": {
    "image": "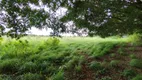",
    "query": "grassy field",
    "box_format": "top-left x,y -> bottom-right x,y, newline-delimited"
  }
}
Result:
0,34 -> 142,80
